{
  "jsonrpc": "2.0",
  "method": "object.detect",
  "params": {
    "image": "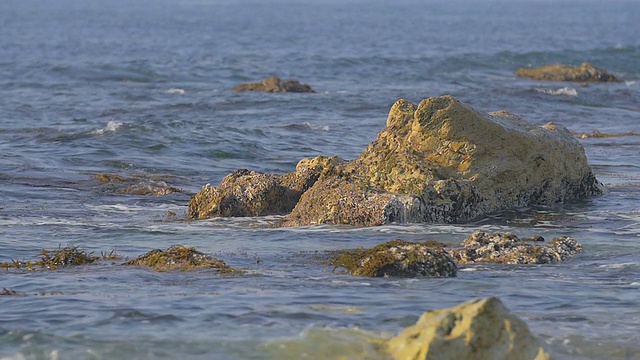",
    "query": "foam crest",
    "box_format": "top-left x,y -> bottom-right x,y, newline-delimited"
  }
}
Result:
91,121 -> 123,135
535,87 -> 578,97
